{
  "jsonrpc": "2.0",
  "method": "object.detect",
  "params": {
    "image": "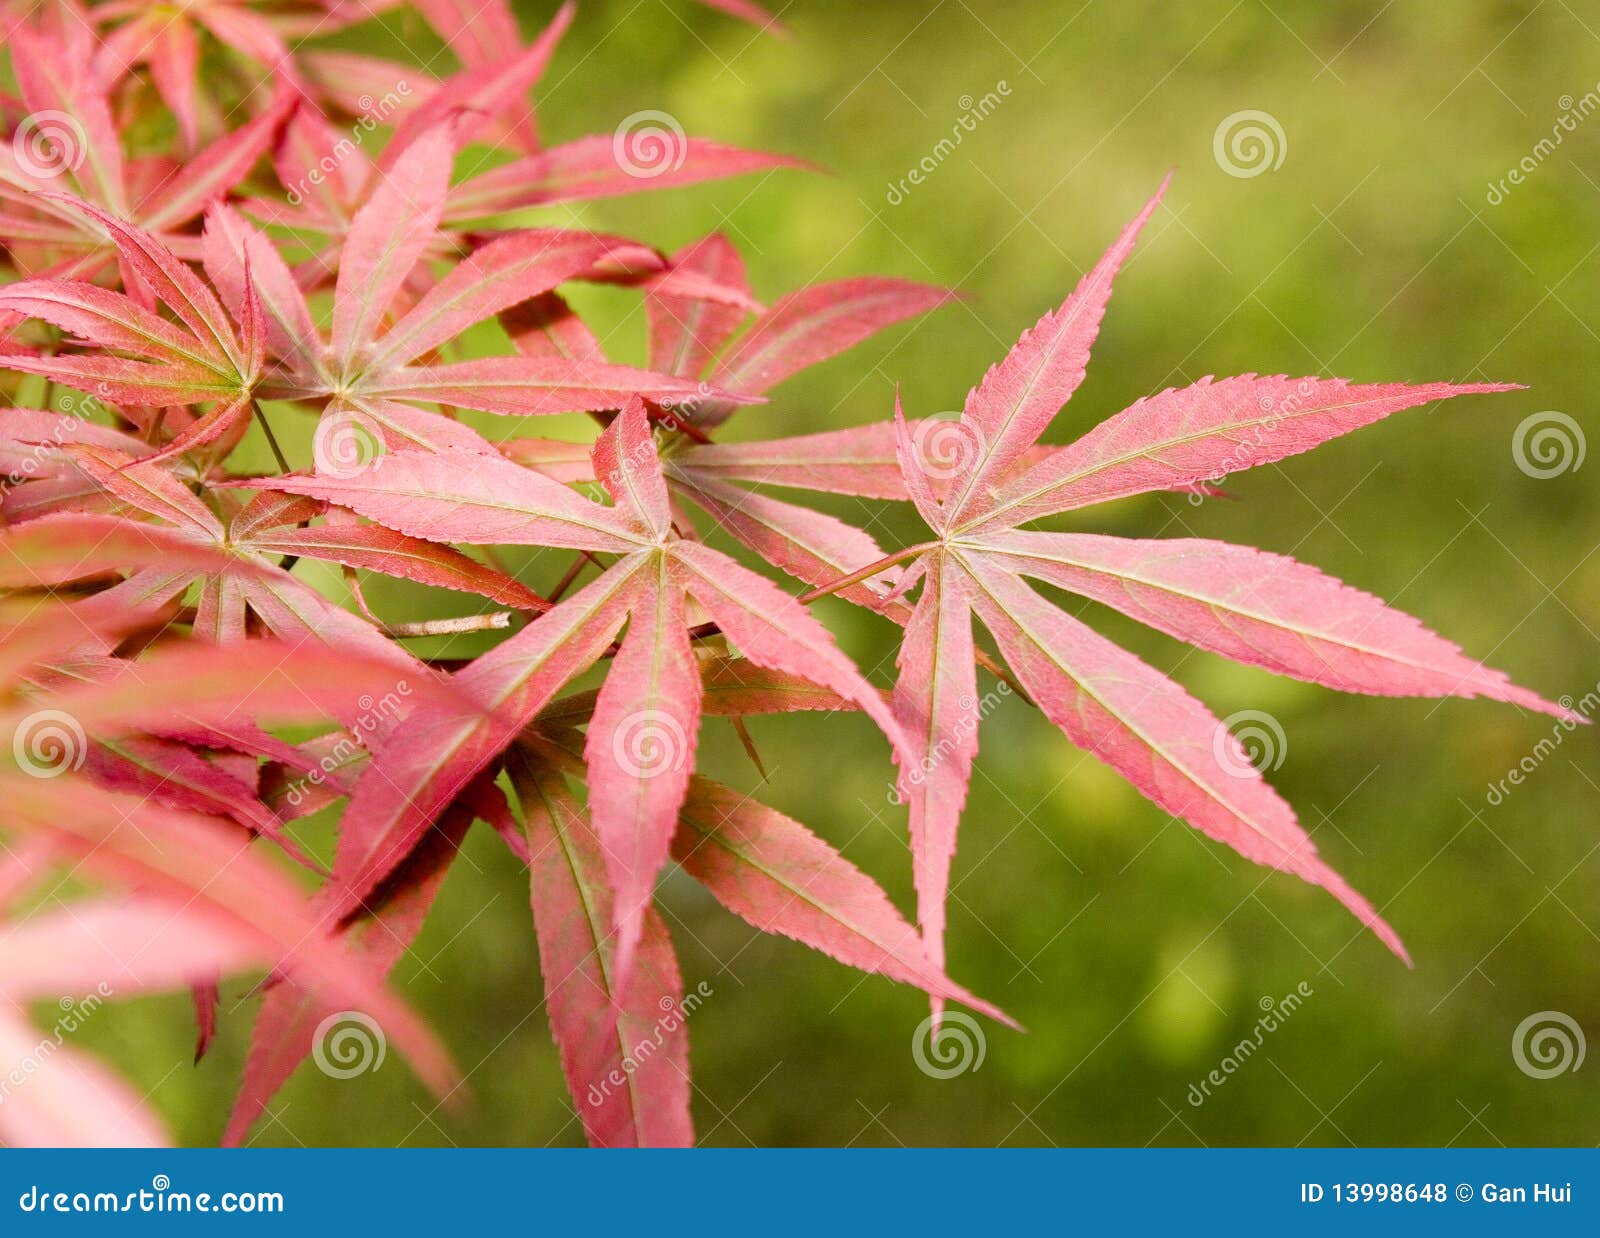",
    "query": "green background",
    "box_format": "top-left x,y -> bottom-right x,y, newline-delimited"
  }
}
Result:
80,0 -> 1600,1147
